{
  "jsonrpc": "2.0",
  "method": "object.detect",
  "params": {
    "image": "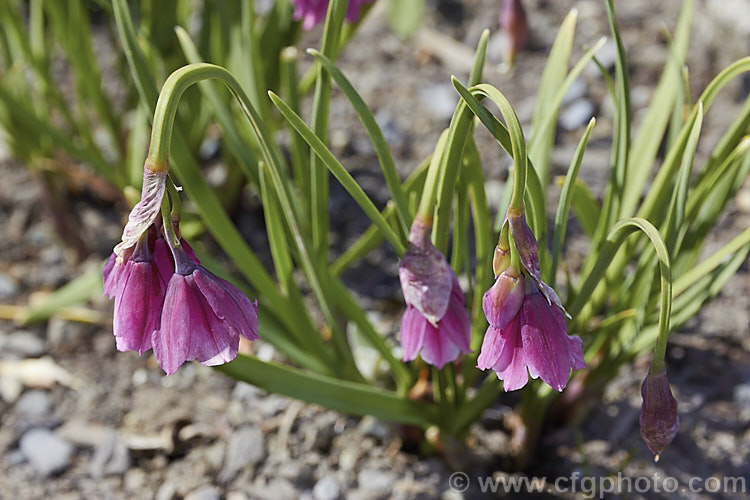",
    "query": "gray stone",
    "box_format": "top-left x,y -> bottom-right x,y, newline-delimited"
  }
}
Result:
184,485 -> 222,500
89,432 -> 130,477
562,79 -> 588,106
16,390 -> 52,417
219,425 -> 266,482
313,476 -> 342,500
559,99 -> 595,131
357,468 -> 396,493
0,272 -> 18,298
155,482 -> 178,500
19,428 -> 74,477
358,417 -> 390,441
734,383 -> 750,410
4,331 -> 46,357
420,83 -> 458,121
